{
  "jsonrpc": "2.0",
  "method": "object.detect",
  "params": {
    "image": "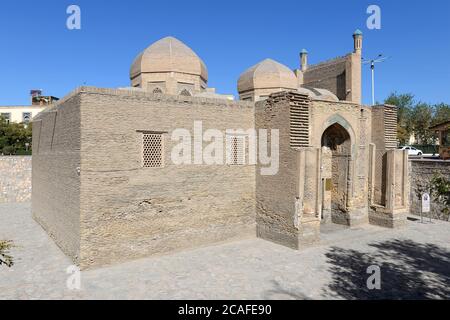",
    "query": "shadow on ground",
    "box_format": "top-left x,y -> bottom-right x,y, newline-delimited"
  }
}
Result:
324,239 -> 450,299
263,280 -> 311,300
